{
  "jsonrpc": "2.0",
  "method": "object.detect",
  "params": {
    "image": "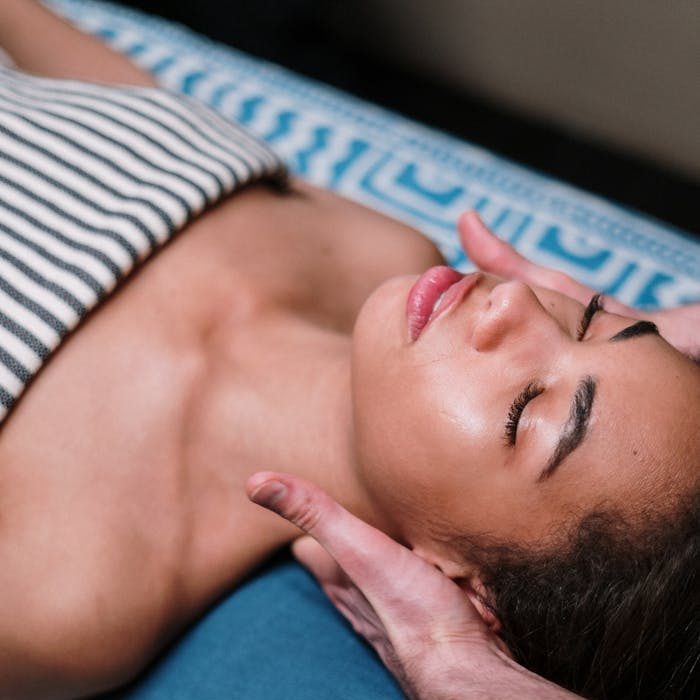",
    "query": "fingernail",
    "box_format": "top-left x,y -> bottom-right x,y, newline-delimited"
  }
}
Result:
249,480 -> 287,511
